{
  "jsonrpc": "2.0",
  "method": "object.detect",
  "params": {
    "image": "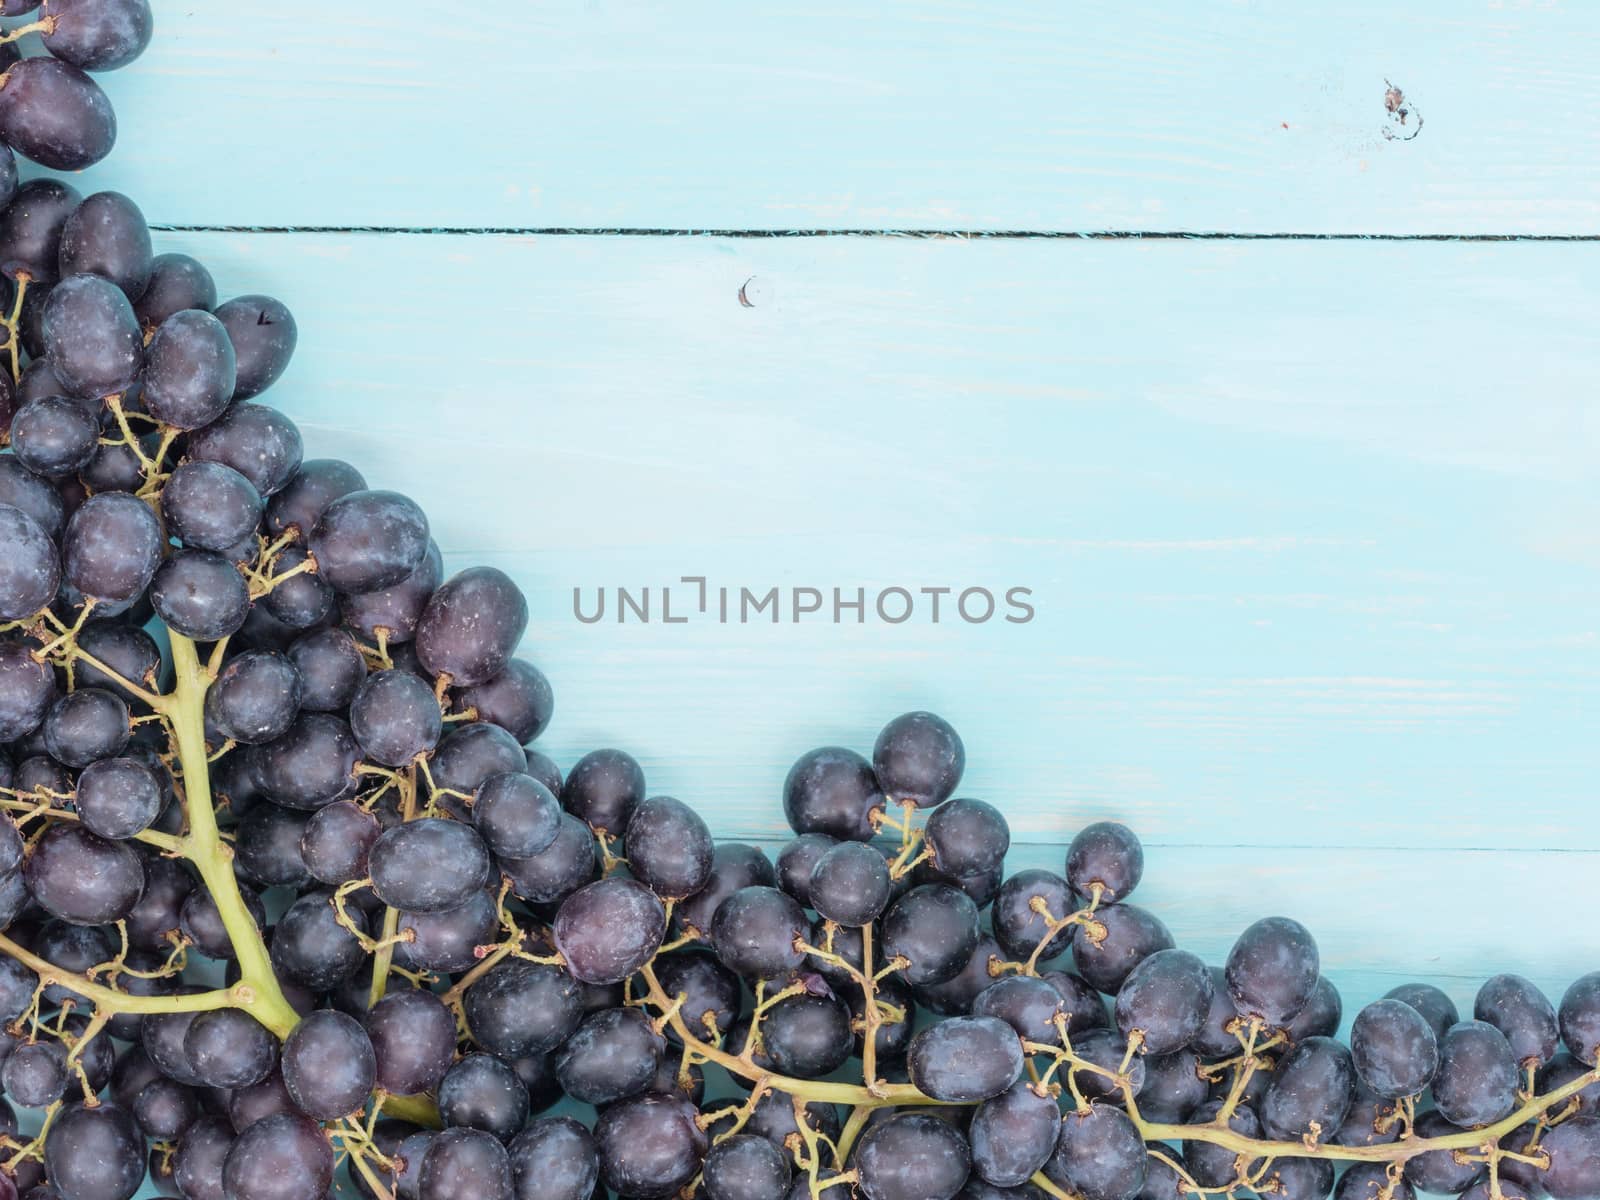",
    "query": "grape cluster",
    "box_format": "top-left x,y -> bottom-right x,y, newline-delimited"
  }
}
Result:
1,7 -> 1599,1200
